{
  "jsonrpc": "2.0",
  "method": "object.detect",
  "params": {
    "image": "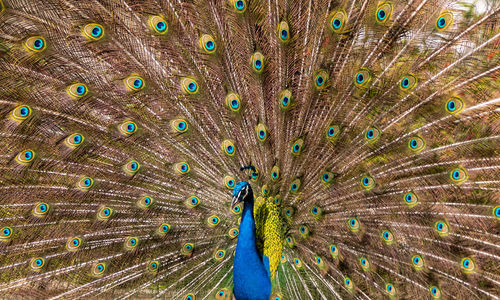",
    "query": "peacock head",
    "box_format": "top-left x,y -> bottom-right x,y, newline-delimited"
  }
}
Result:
231,181 -> 253,208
